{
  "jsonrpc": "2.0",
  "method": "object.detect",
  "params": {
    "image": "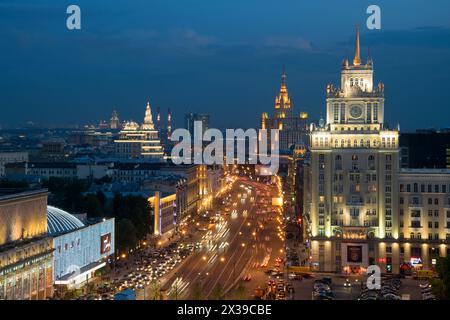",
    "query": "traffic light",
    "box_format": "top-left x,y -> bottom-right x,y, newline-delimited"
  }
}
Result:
386,257 -> 392,273
386,264 -> 392,273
